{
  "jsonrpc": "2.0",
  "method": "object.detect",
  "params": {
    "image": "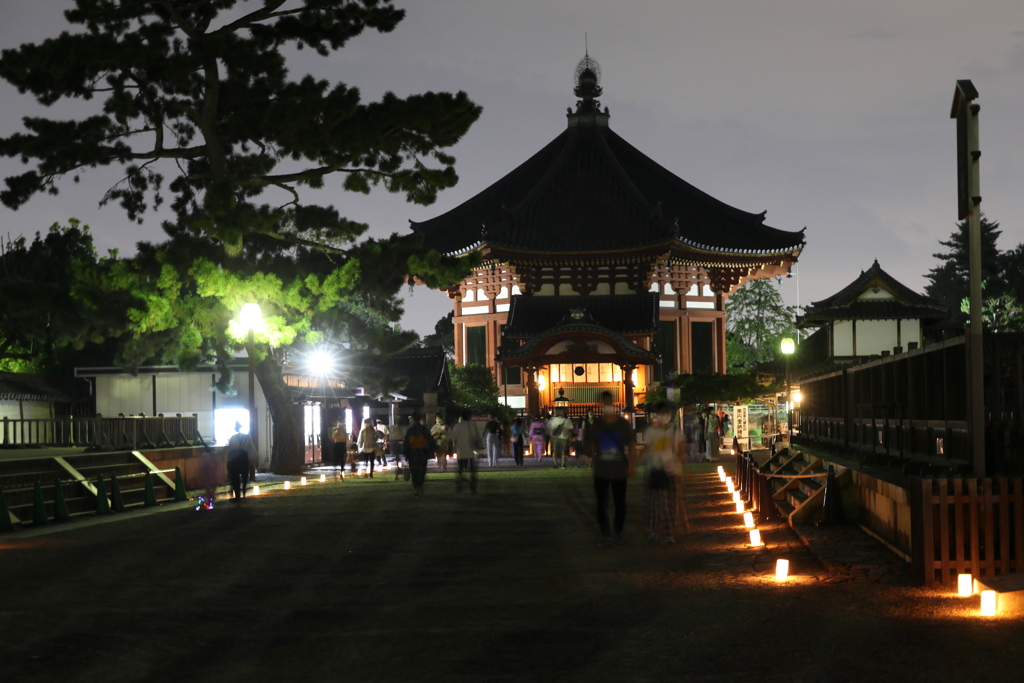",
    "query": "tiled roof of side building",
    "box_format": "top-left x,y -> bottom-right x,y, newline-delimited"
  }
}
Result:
410,124 -> 806,257
802,260 -> 948,319
380,346 -> 451,398
798,301 -> 950,325
502,293 -> 659,338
